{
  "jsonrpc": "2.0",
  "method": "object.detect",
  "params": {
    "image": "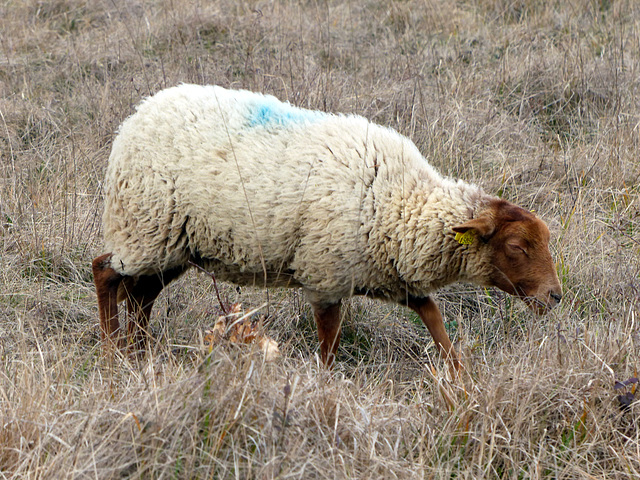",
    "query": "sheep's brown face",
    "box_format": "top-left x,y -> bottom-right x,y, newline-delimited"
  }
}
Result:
453,200 -> 562,314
